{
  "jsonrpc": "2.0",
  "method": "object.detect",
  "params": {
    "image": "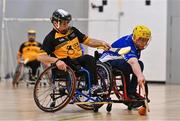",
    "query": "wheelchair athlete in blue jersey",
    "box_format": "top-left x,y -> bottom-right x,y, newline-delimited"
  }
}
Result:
100,25 -> 151,105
